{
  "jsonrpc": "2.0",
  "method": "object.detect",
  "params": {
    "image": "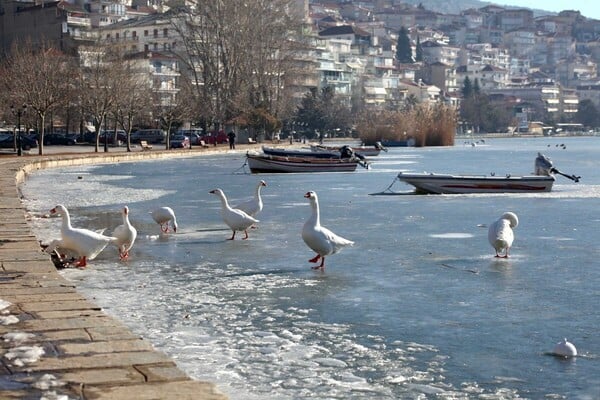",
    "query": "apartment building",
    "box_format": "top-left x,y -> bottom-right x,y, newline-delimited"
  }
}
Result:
98,12 -> 176,54
419,40 -> 460,66
455,64 -> 509,90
